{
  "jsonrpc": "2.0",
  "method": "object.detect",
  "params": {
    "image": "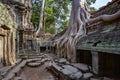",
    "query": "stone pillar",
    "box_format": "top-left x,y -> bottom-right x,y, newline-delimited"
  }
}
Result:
16,31 -> 19,59
4,33 -> 8,65
91,51 -> 99,74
